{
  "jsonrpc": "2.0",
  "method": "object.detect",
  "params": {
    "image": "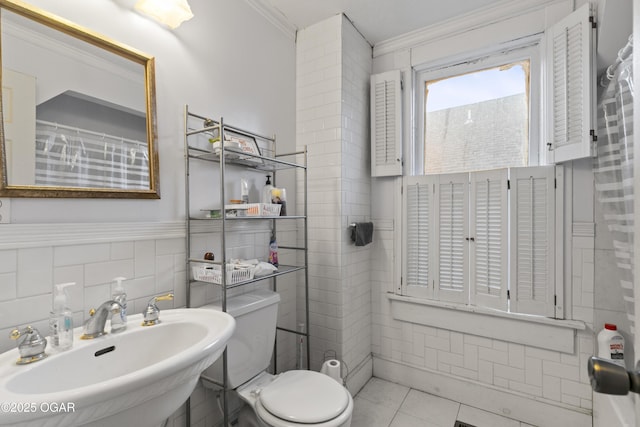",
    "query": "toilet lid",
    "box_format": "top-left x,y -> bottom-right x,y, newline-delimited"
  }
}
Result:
259,370 -> 349,424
